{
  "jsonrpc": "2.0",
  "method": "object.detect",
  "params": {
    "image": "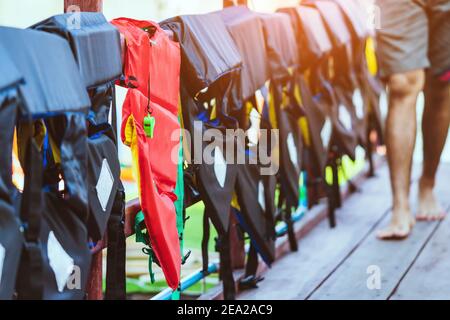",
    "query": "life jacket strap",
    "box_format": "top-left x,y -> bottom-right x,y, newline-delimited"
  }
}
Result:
244,244 -> 258,278
134,212 -> 158,284
201,207 -> 210,274
240,244 -> 264,290
278,190 -> 298,252
16,123 -> 44,299
218,229 -> 236,300
104,184 -> 126,300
